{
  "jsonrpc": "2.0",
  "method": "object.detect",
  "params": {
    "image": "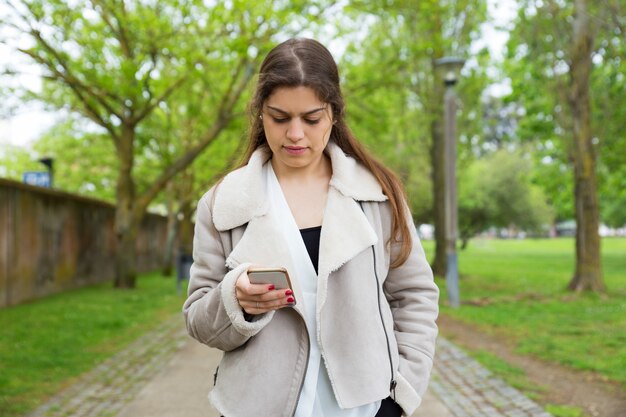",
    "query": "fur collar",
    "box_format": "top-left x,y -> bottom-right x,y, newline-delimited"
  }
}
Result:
212,142 -> 387,231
